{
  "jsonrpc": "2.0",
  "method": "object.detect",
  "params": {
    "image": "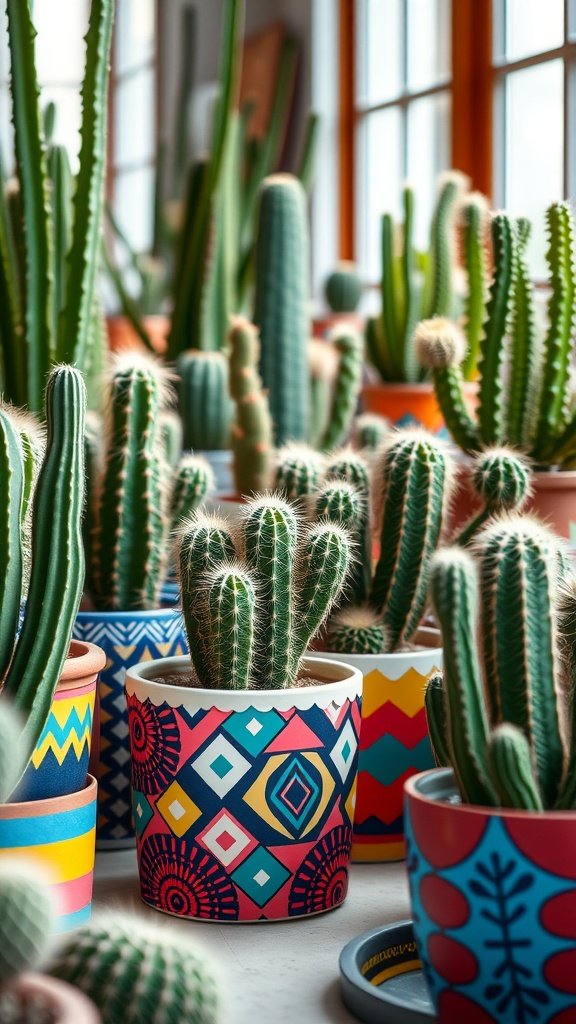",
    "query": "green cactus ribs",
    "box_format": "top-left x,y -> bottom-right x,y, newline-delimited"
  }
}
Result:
177,349 -> 233,452
229,317 -> 273,497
